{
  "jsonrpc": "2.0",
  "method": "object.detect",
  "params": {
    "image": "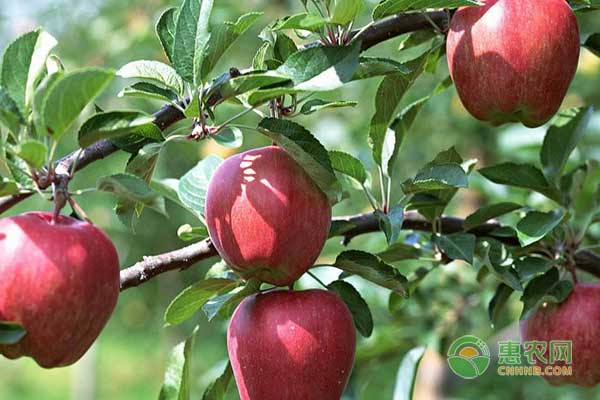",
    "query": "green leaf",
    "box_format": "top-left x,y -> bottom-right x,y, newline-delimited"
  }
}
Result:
516,209 -> 565,246
276,41 -> 361,91
1,29 -> 57,115
0,321 -> 26,345
208,71 -> 290,105
42,68 -> 114,140
97,173 -> 165,215
541,107 -> 593,185
520,268 -> 573,319
480,239 -> 522,291
202,279 -> 261,321
334,250 -> 408,296
433,233 -> 475,264
118,82 -> 179,102
0,86 -> 23,133
584,33 -> 600,57
177,224 -> 209,241
13,140 -> 47,169
0,179 -> 19,196
352,57 -> 410,81
328,280 -> 373,337
165,278 -> 239,326
488,283 -> 513,328
514,256 -> 553,282
172,0 -> 214,84
258,118 -> 340,201
178,155 -> 223,218
378,243 -> 423,263
369,54 -> 429,165
300,99 -> 357,115
402,163 -> 468,193
198,12 -> 263,82
463,202 -> 522,231
152,178 -> 186,208
202,362 -> 233,400
117,60 -> 184,96
328,220 -> 357,237
331,0 -> 366,25
392,347 -> 426,400
156,7 -> 178,63
270,13 -> 329,33
158,327 -> 197,400
31,70 -> 62,137
373,0 -> 481,20
78,111 -> 155,148
212,127 -> 243,148
328,150 -> 367,185
478,162 -> 560,202
376,205 -> 404,245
